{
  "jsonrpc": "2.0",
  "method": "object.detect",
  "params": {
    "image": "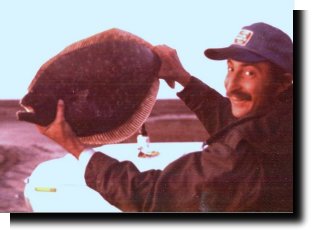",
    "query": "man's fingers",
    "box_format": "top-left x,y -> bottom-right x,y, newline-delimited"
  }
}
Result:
165,79 -> 175,89
55,99 -> 65,122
